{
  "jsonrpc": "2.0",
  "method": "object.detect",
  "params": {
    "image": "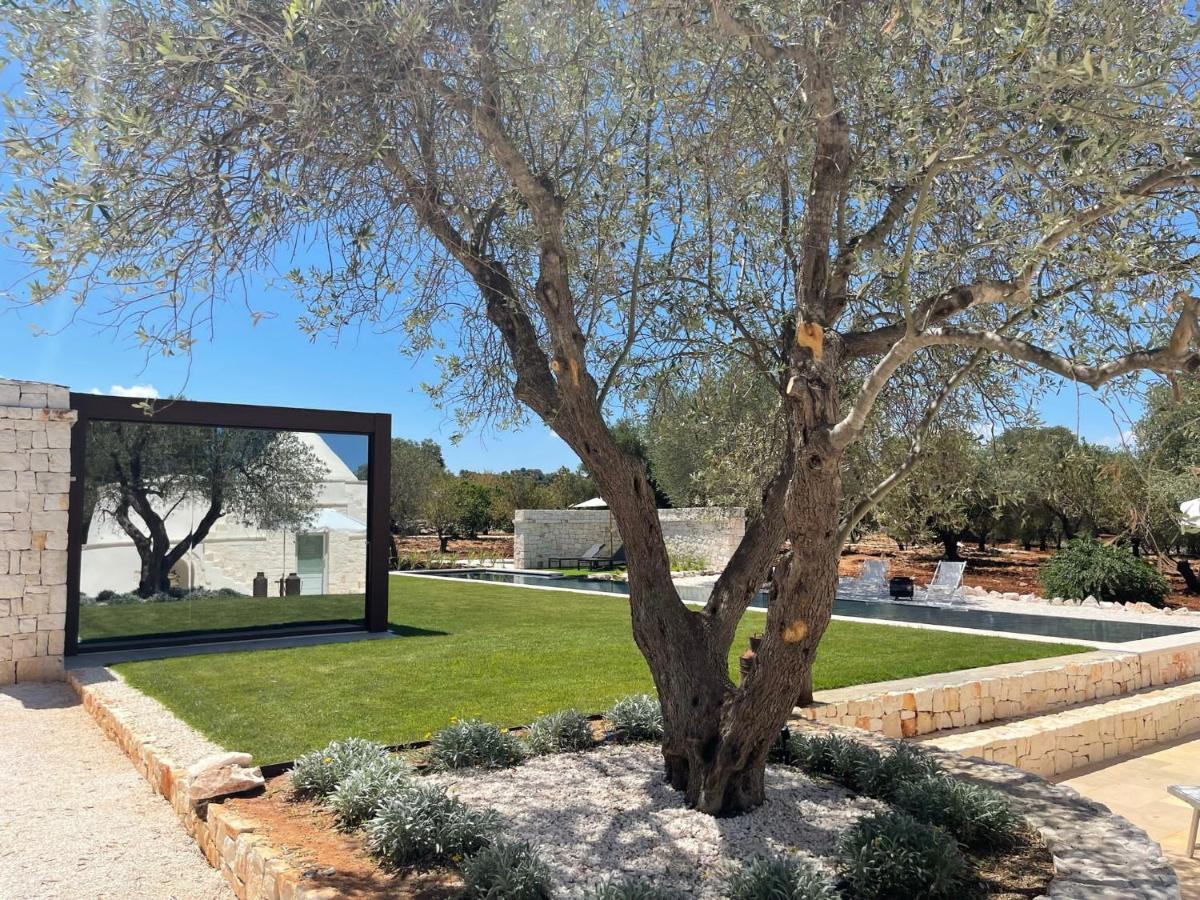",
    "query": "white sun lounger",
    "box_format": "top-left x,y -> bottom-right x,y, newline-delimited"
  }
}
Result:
923,560 -> 967,605
844,559 -> 890,601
